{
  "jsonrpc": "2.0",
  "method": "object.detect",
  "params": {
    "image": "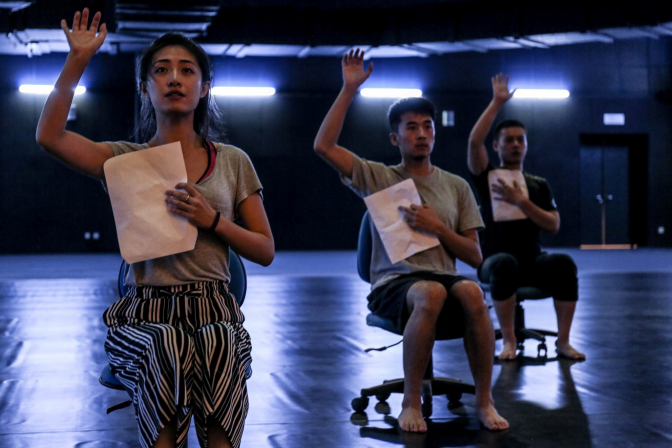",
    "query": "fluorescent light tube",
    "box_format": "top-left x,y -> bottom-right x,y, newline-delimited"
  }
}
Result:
512,89 -> 569,99
19,84 -> 86,95
211,87 -> 276,96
